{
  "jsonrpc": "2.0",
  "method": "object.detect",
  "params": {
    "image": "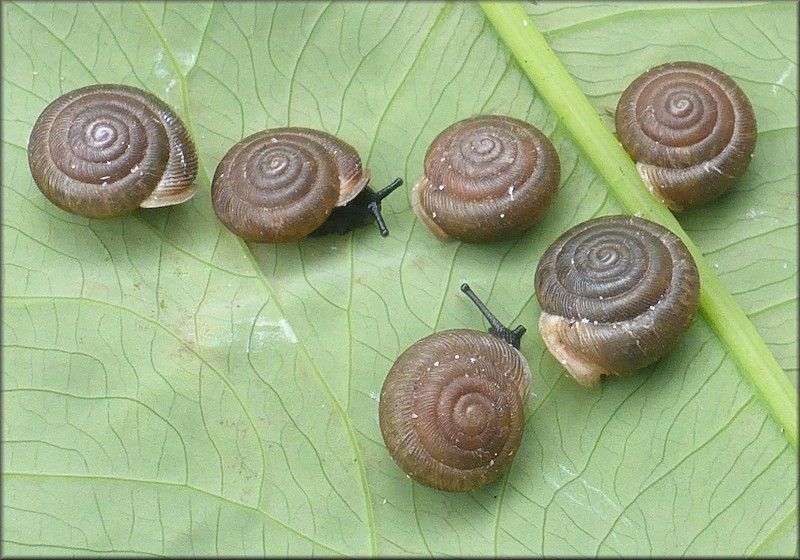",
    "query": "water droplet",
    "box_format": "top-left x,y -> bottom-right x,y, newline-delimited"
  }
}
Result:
438,184 -> 444,190
489,459 -> 495,466
382,498 -> 387,504
500,213 -> 505,218
470,357 -> 477,363
411,413 -> 418,419
433,361 -> 439,366
454,354 -> 460,359
432,212 -> 437,218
